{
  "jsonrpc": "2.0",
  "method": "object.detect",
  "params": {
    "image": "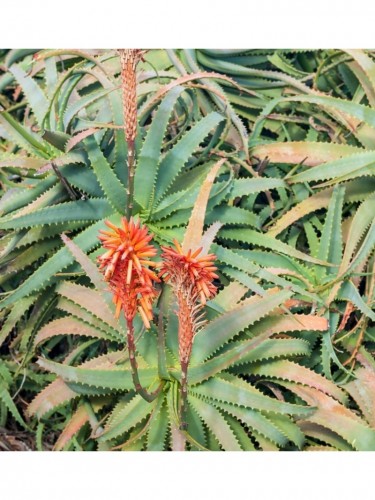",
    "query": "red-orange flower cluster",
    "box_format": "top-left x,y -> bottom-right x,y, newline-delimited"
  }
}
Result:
97,217 -> 159,328
159,239 -> 218,366
159,239 -> 218,305
159,241 -> 218,430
